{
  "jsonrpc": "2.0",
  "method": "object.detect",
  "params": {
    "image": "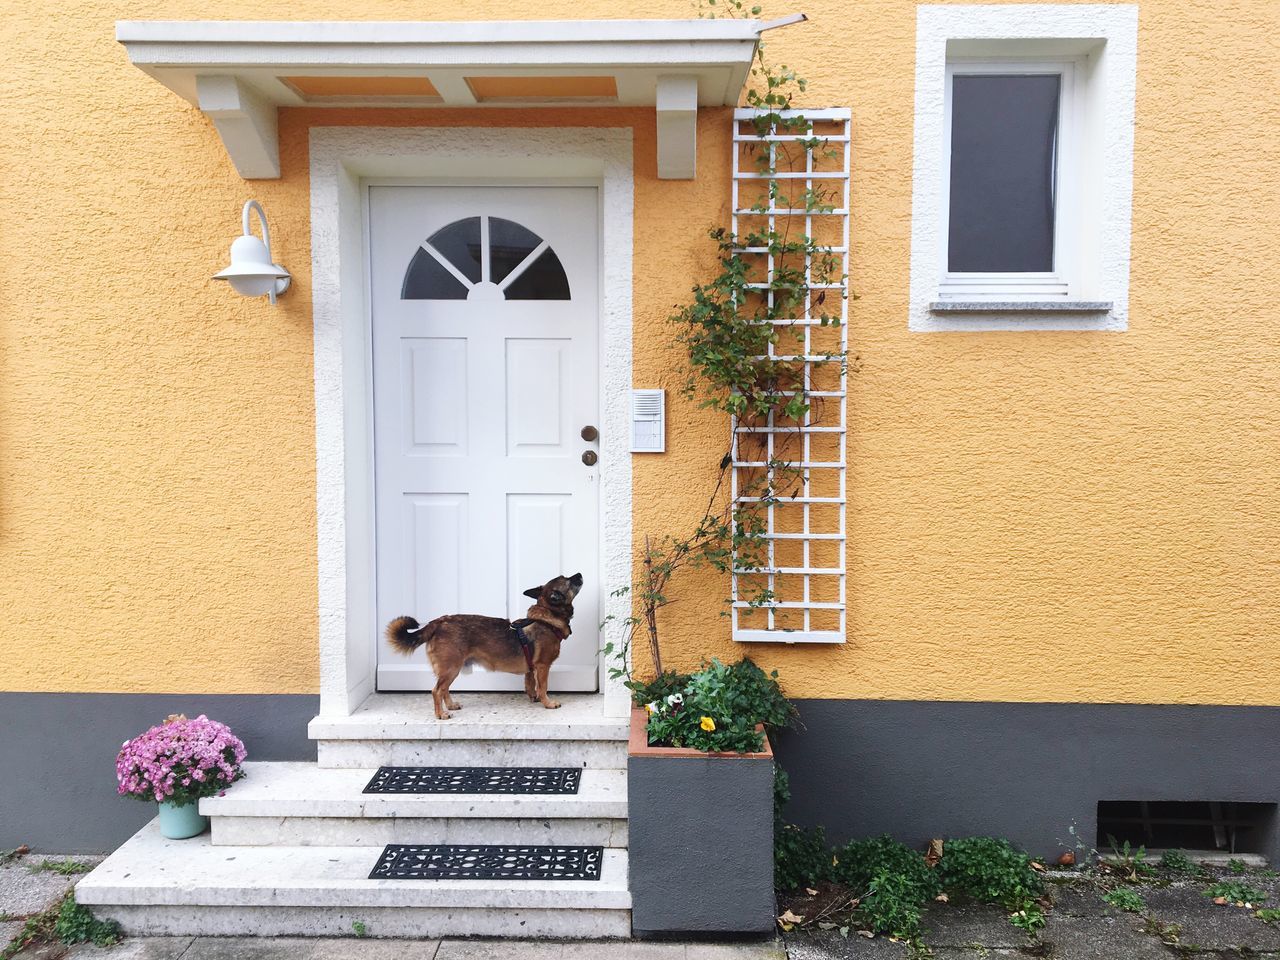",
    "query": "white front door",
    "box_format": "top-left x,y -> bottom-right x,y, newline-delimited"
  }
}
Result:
369,185 -> 601,692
